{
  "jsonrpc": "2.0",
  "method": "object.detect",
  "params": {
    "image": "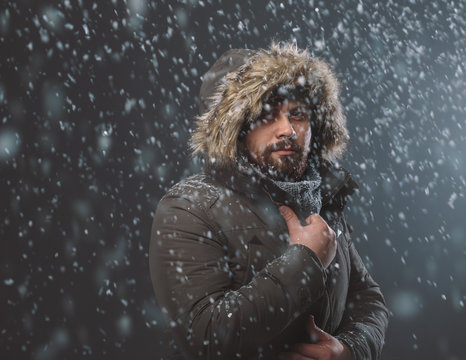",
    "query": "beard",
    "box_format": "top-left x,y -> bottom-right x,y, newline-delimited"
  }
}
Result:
245,139 -> 309,182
